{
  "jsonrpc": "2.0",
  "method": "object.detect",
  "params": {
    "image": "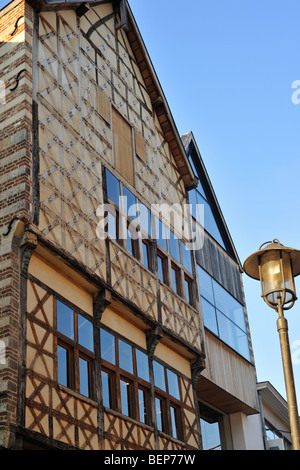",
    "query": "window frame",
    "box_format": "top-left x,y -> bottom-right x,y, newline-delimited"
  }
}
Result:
153,359 -> 183,441
100,327 -> 152,425
55,299 -> 95,399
